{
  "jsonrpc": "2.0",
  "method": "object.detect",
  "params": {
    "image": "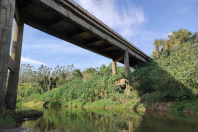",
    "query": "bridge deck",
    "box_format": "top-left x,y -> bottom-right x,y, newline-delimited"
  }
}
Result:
0,0 -> 151,110
16,0 -> 150,67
